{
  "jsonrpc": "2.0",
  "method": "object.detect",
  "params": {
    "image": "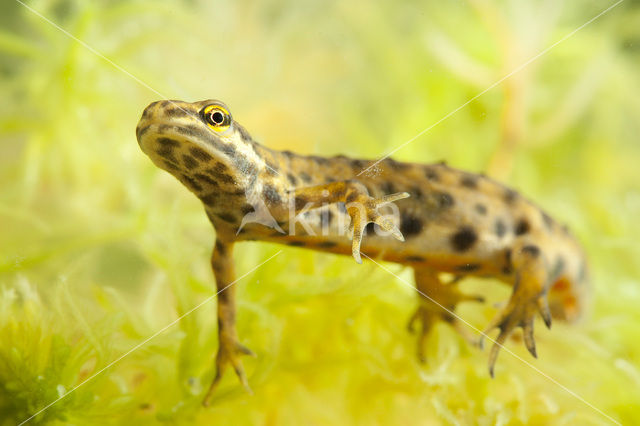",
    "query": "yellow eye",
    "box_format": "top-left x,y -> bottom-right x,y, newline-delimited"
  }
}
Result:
202,105 -> 231,132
